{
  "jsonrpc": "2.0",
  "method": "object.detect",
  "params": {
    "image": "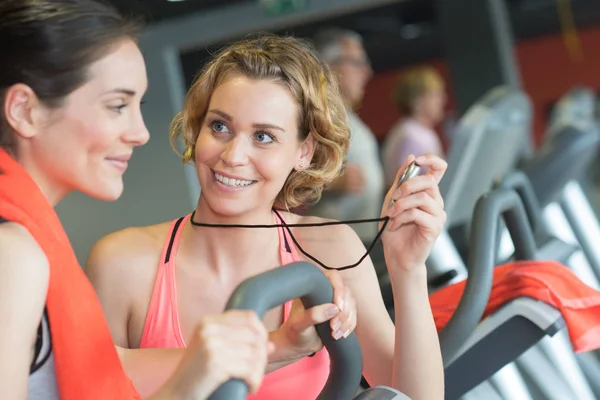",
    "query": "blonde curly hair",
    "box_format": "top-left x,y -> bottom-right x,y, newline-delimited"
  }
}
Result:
169,34 -> 350,209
